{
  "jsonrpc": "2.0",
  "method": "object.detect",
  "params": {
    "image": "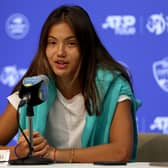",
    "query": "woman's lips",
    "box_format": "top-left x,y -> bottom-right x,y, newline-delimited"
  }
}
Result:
55,60 -> 68,69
